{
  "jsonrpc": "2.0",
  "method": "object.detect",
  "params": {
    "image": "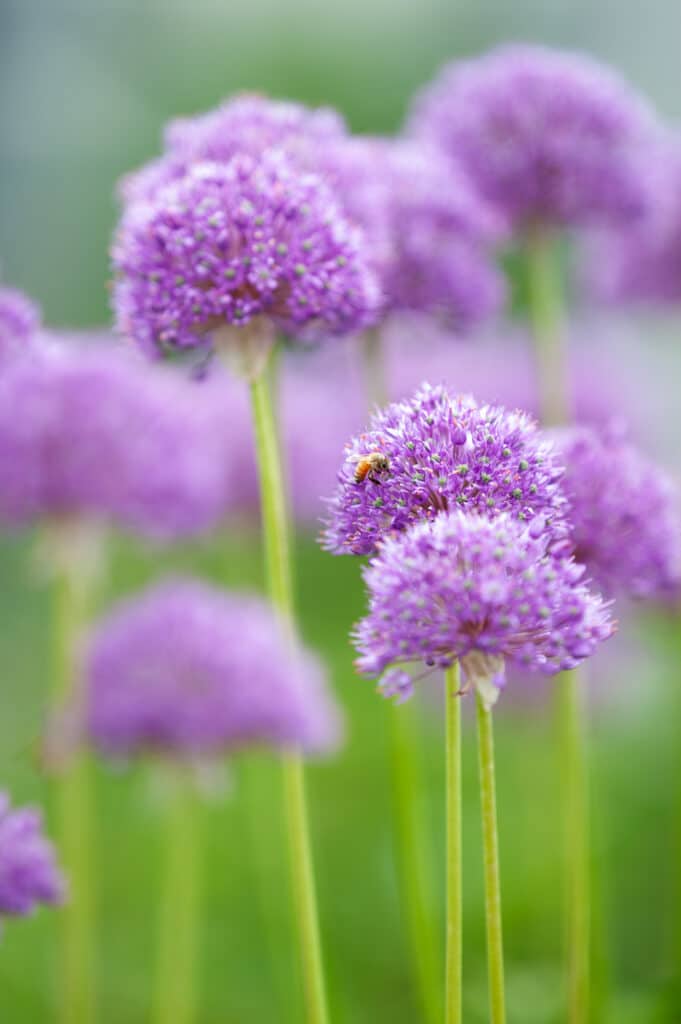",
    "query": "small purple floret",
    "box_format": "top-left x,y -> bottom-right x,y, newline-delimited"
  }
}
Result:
0,792 -> 65,921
